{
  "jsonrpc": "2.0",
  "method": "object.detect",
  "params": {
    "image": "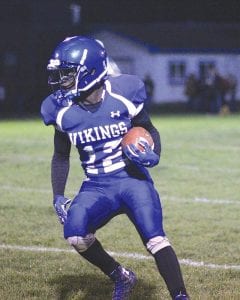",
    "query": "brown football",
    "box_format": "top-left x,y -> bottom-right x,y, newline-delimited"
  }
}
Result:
121,127 -> 154,152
